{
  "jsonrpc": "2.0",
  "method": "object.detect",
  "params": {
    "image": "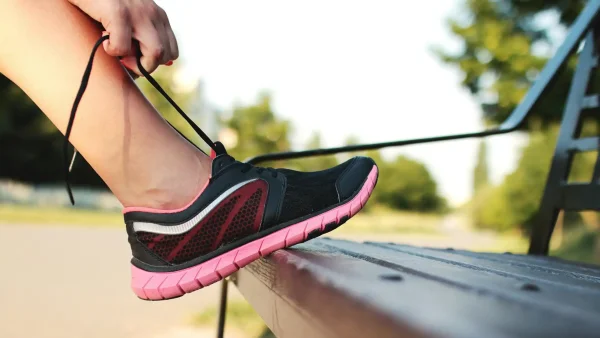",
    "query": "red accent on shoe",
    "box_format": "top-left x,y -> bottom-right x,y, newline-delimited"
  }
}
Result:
138,180 -> 269,264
